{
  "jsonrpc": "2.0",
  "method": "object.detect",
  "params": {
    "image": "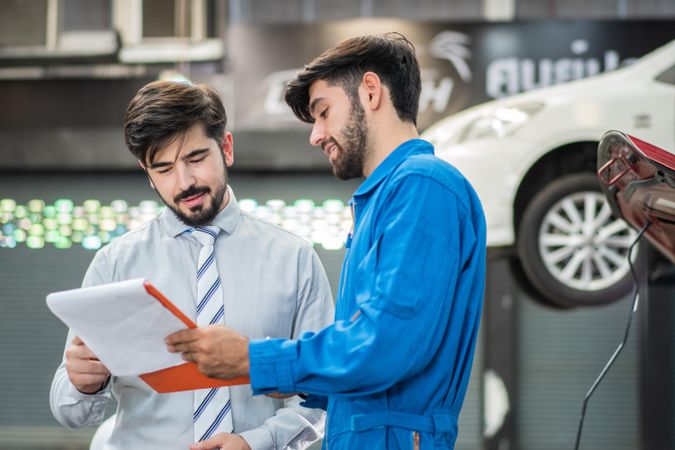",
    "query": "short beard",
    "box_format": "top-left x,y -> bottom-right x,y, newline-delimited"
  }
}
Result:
163,164 -> 229,228
332,98 -> 368,180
